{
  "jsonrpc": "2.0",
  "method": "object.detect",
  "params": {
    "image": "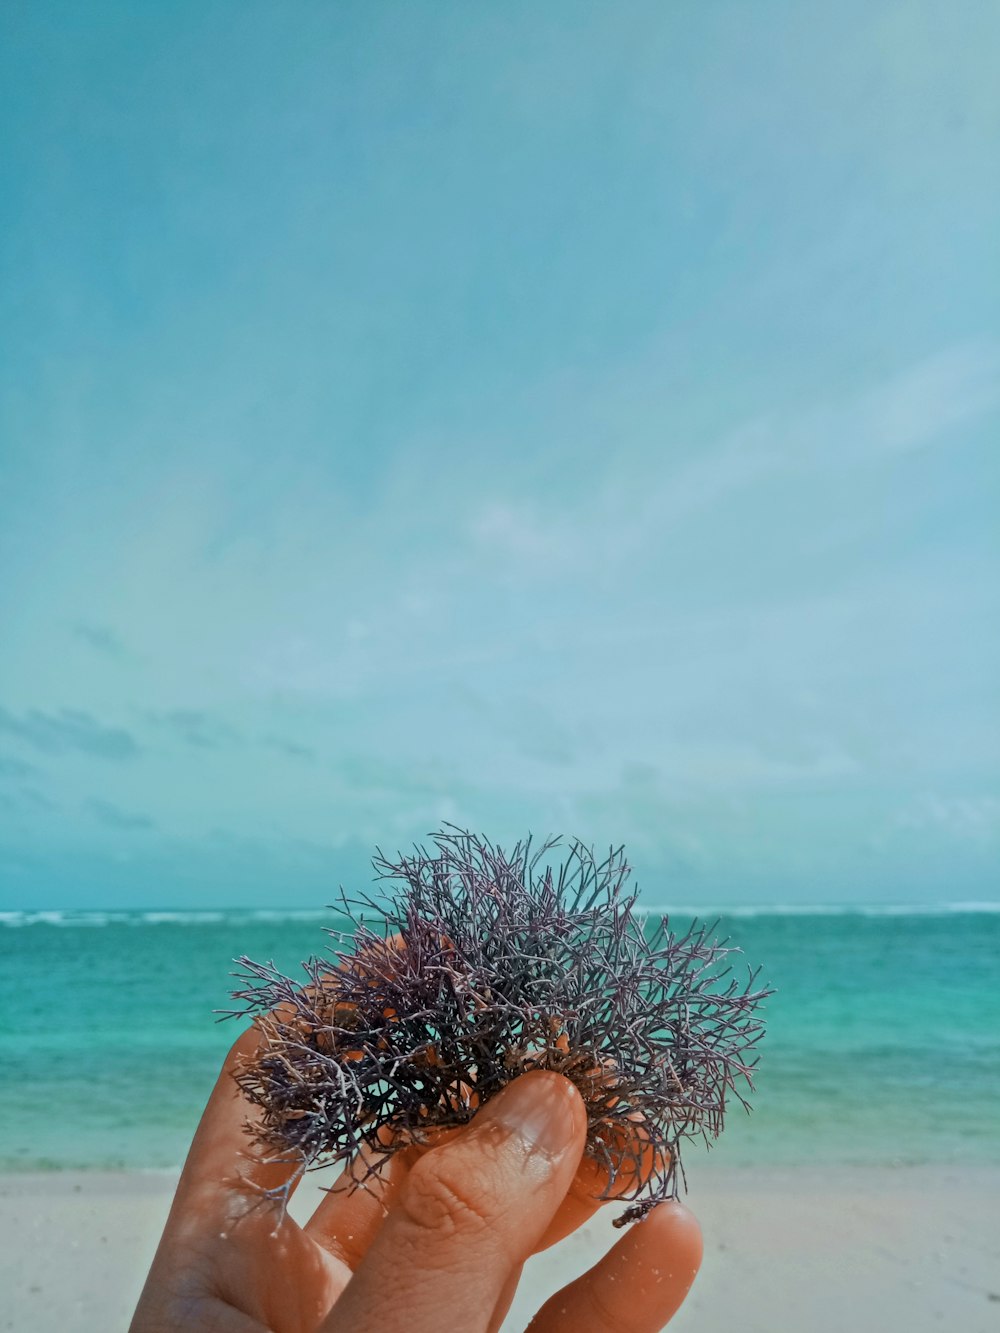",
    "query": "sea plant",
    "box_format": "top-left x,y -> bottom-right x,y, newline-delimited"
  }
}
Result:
226,826 -> 771,1225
